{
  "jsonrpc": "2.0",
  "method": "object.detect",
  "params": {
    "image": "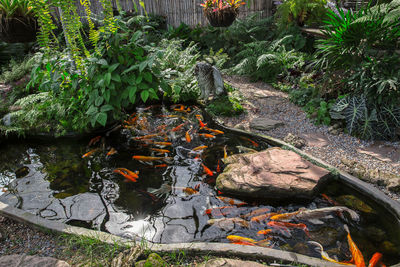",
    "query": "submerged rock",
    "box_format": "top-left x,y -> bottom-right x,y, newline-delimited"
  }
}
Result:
197,258 -> 266,267
15,166 -> 29,178
336,195 -> 374,213
216,147 -> 331,200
